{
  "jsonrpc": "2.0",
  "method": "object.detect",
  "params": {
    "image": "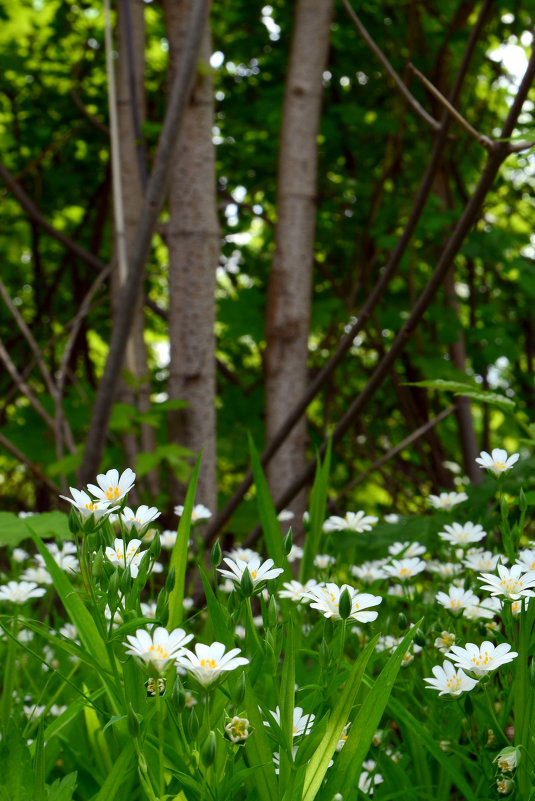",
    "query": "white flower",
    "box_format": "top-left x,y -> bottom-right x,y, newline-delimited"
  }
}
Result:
277,509 -> 295,522
434,631 -> 456,654
174,504 -> 212,522
12,548 -> 29,562
287,544 -> 304,563
384,513 -> 400,524
218,556 -> 284,588
225,716 -> 251,743
59,487 -> 117,520
124,627 -> 193,674
323,511 -> 378,533
427,561 -> 462,579
388,541 -> 426,558
0,580 -> 47,603
351,560 -> 386,583
36,542 -> 79,573
436,586 -> 479,614
446,640 -> 518,675
105,538 -> 146,578
382,557 -> 426,582
21,566 -> 53,585
175,641 -> 249,686
140,600 -> 158,619
121,505 -> 161,534
478,563 -> 535,601
226,548 -> 260,564
358,761 -> 384,795
428,491 -> 468,510
438,522 -> 487,547
303,582 -> 382,622
463,596 -> 501,621
424,660 -> 479,696
278,579 -> 319,602
475,448 -> 519,476
265,706 -> 314,737
314,553 -> 335,569
516,548 -> 535,573
464,549 -> 505,572
160,530 -> 178,549
336,722 -> 350,751
86,468 -> 136,504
